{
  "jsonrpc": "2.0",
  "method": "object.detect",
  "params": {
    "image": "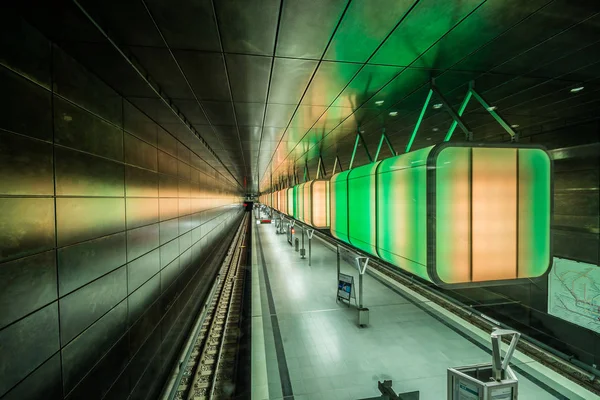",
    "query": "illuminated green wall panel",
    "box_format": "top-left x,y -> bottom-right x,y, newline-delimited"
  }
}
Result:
376,146 -> 431,281
348,162 -> 379,255
330,171 -> 350,243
